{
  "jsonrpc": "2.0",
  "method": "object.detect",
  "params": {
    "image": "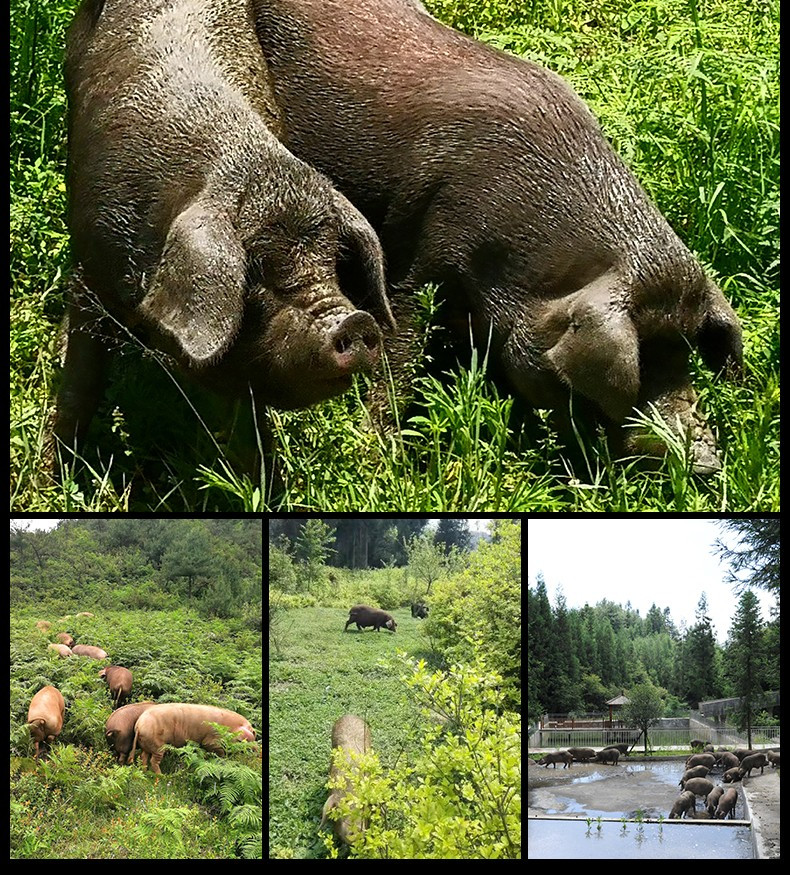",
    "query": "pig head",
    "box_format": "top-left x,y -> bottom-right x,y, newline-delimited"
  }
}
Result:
130,703 -> 256,774
253,0 -> 742,473
105,701 -> 156,763
55,0 -> 393,453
